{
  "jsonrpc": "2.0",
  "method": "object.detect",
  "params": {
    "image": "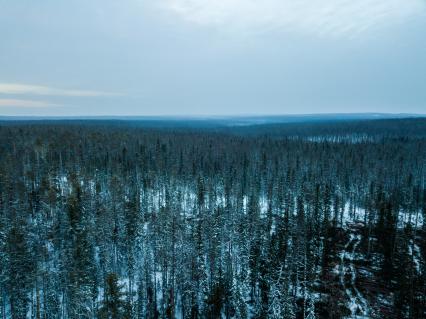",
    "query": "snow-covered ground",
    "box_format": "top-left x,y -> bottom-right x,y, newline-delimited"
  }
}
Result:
342,203 -> 424,229
408,240 -> 422,275
340,232 -> 370,318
